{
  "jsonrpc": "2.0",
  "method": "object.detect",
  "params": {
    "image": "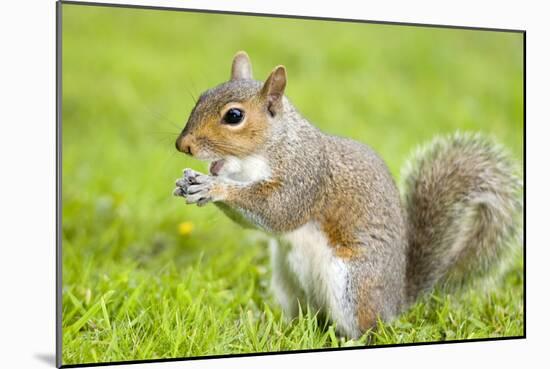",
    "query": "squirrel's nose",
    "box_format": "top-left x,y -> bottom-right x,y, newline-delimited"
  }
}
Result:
175,136 -> 193,156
